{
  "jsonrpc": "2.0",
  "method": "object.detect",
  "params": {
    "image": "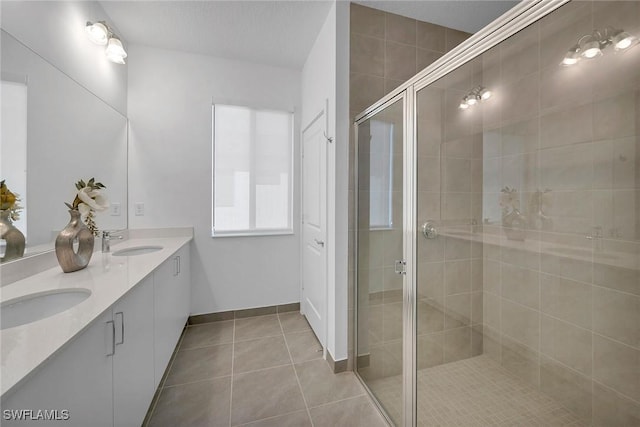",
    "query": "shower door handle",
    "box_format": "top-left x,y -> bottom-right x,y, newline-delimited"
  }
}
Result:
422,222 -> 438,239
